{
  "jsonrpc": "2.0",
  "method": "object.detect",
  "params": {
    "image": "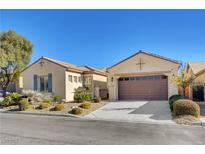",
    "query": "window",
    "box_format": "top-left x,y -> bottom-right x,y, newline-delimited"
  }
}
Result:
84,77 -> 91,84
39,75 -> 48,92
78,76 -> 82,83
119,78 -> 124,81
124,77 -> 129,81
68,75 -> 73,82
119,76 -> 165,81
74,76 -> 77,83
